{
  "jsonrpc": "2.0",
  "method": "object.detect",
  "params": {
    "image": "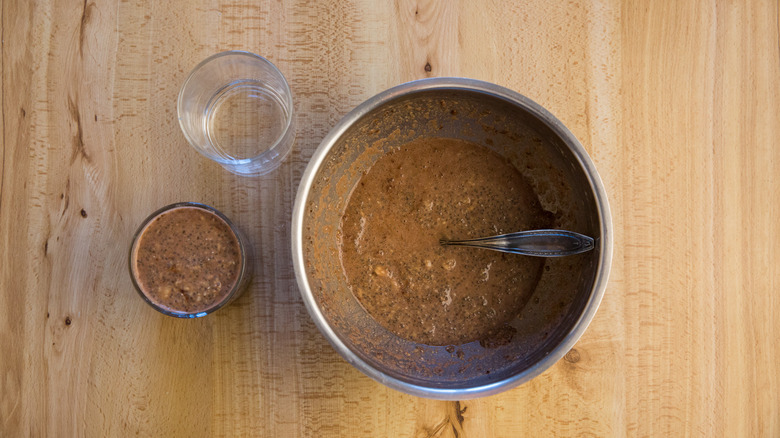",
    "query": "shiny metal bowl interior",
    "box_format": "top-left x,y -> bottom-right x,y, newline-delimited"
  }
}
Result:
292,78 -> 612,399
